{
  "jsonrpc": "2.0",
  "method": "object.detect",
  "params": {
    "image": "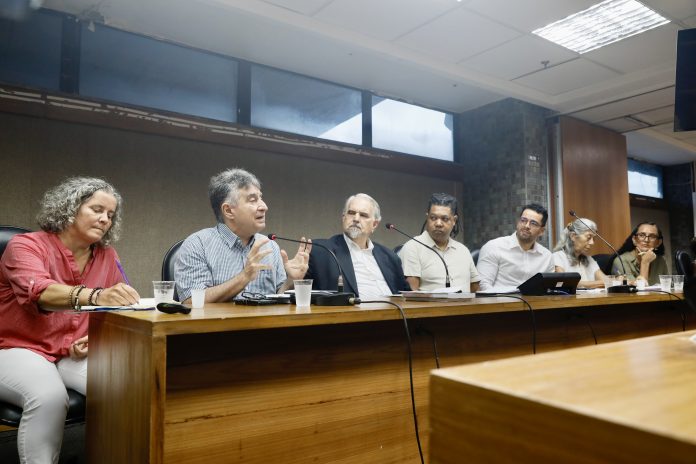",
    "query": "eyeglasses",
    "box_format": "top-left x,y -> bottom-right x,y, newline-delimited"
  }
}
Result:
519,217 -> 542,228
240,291 -> 267,301
635,233 -> 660,241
